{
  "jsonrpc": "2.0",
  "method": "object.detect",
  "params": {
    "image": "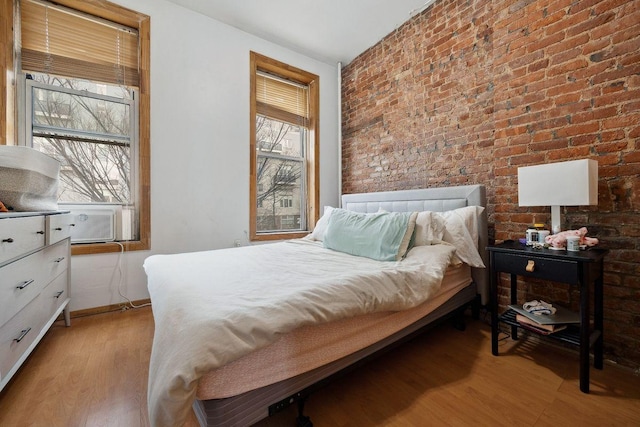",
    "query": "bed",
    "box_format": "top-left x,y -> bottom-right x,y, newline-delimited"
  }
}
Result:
144,184 -> 488,427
